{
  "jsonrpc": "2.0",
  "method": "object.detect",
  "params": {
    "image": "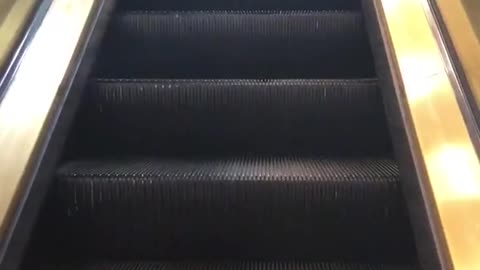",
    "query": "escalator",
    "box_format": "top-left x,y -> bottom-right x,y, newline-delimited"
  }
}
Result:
20,0 -> 418,269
